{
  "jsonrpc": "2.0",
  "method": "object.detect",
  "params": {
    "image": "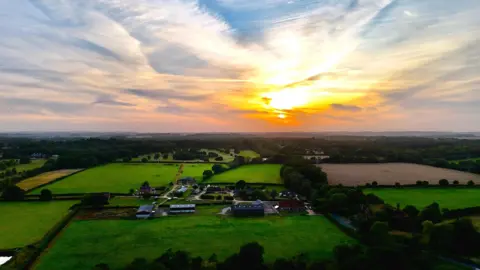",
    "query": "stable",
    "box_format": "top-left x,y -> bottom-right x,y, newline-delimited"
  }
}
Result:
231,204 -> 264,217
169,204 -> 196,214
136,205 -> 155,219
